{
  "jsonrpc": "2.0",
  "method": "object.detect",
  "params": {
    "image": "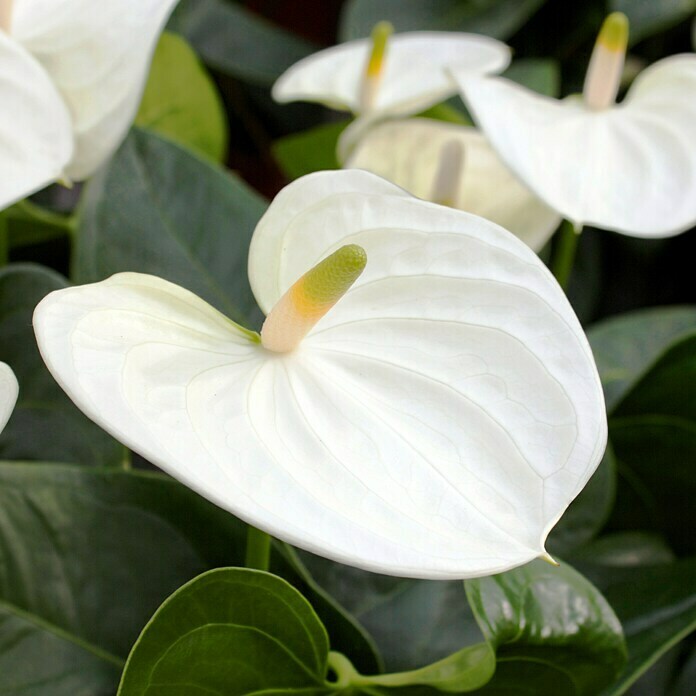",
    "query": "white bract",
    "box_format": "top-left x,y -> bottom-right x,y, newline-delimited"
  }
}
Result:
455,13 -> 696,237
0,0 -> 179,210
346,118 -> 561,251
0,362 -> 18,433
272,23 -> 510,160
34,170 -> 607,580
